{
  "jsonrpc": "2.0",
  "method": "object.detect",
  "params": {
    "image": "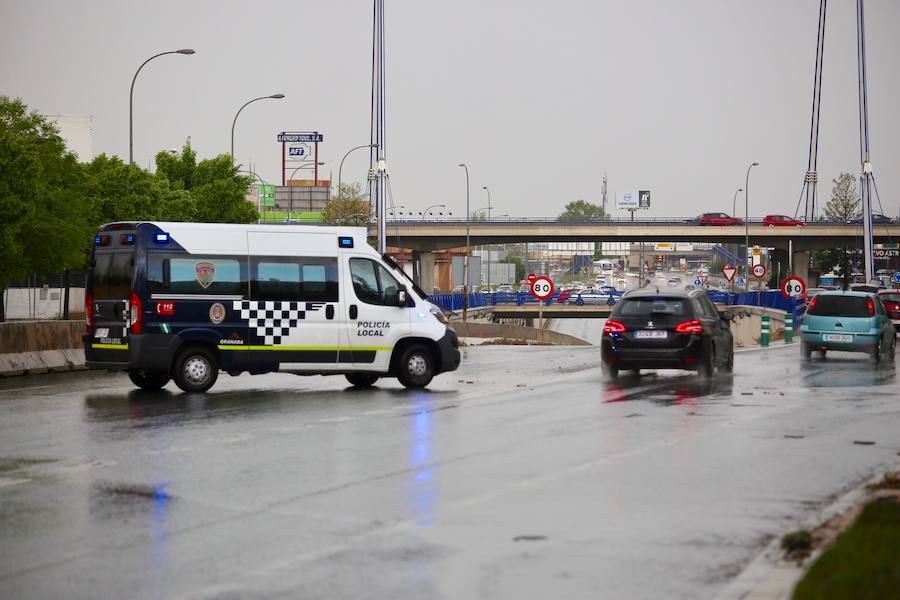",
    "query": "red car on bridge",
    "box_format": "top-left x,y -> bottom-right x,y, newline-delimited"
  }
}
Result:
695,212 -> 743,226
763,214 -> 805,227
